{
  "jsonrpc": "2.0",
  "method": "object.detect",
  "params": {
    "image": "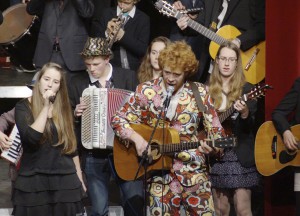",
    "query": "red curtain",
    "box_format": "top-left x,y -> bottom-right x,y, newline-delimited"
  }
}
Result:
264,0 -> 300,215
